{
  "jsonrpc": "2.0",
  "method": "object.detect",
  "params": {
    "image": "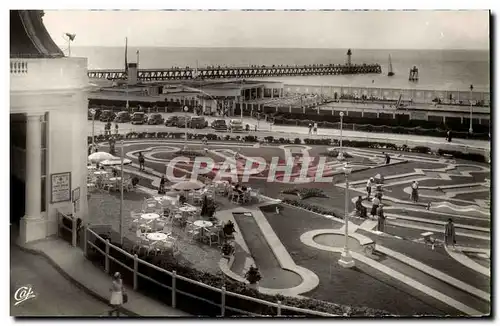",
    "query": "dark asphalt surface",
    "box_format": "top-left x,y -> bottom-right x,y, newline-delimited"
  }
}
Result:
10,246 -> 125,317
